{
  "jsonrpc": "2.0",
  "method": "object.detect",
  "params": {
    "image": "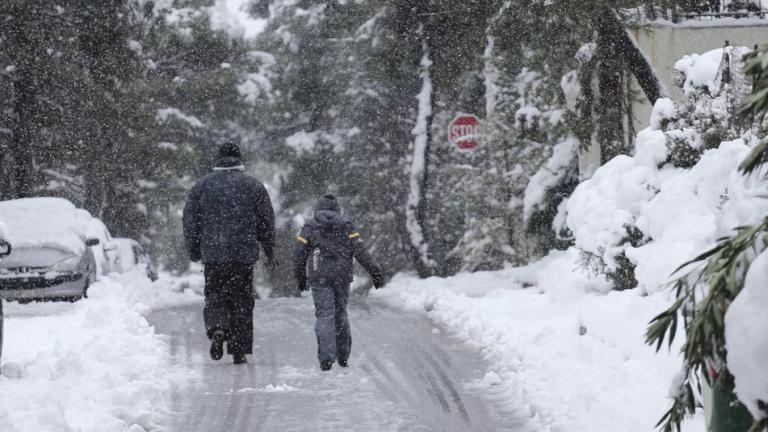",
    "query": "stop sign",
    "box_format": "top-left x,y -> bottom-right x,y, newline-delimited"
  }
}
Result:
449,114 -> 482,151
